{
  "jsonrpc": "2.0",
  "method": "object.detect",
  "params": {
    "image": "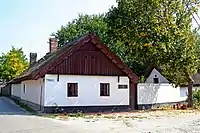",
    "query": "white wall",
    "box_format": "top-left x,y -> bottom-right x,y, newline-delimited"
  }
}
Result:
138,83 -> 187,105
44,74 -> 129,107
145,69 -> 169,83
11,83 -> 22,98
21,79 -> 44,105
